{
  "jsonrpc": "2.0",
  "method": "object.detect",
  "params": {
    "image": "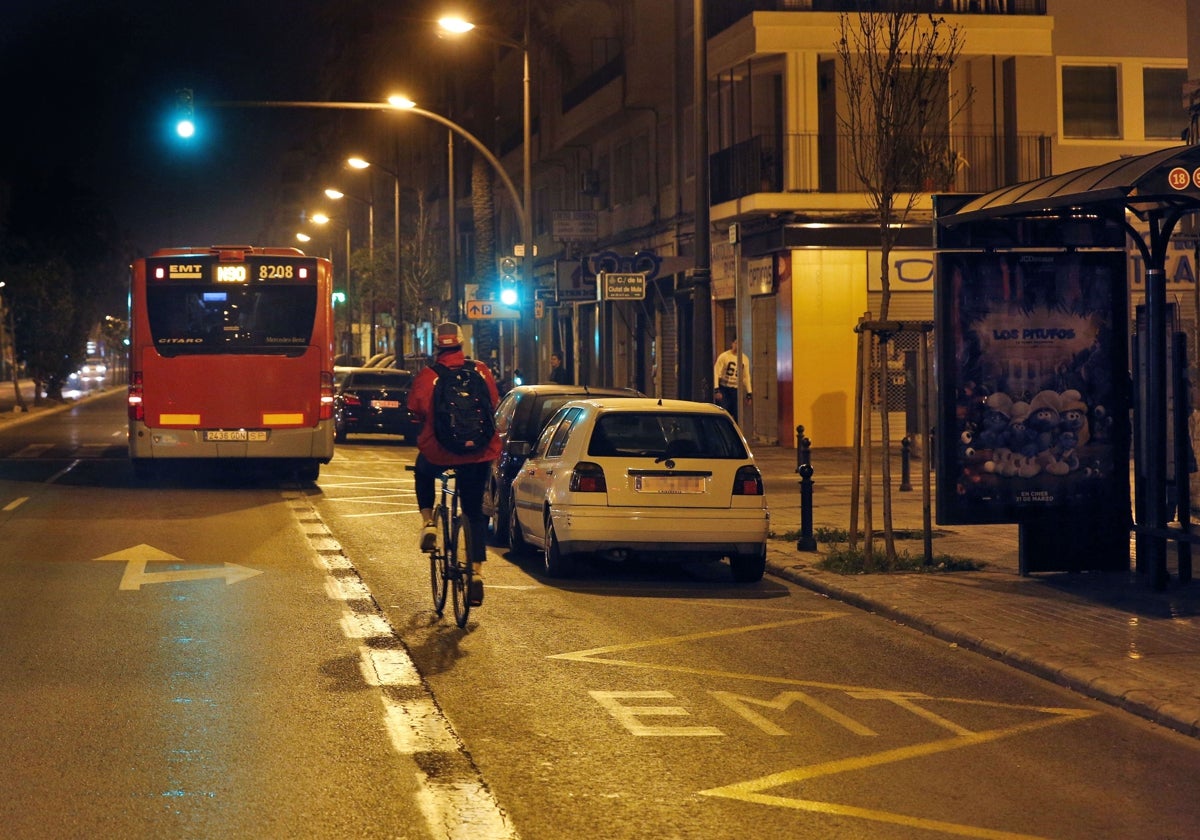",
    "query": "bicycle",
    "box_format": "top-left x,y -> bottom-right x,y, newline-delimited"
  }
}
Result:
409,465 -> 476,628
